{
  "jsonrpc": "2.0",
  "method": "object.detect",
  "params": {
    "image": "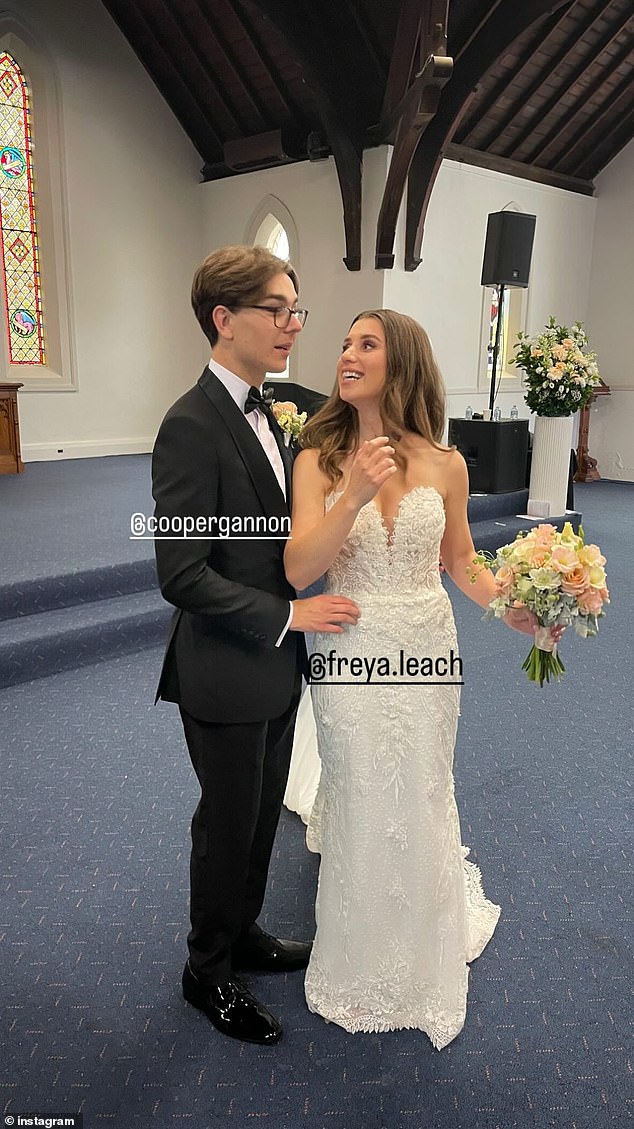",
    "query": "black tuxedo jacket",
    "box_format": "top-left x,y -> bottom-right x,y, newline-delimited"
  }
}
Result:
152,368 -> 306,723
